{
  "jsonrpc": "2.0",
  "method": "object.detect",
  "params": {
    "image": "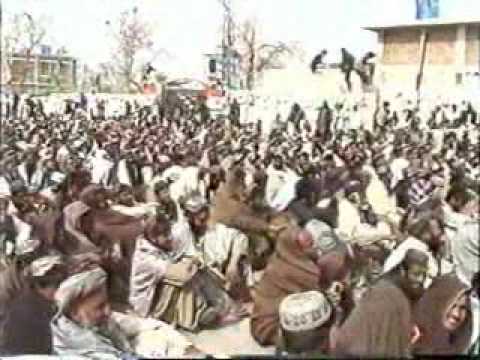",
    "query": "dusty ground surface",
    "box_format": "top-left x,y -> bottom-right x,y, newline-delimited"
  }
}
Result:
182,316 -> 275,357
179,298 -> 275,357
